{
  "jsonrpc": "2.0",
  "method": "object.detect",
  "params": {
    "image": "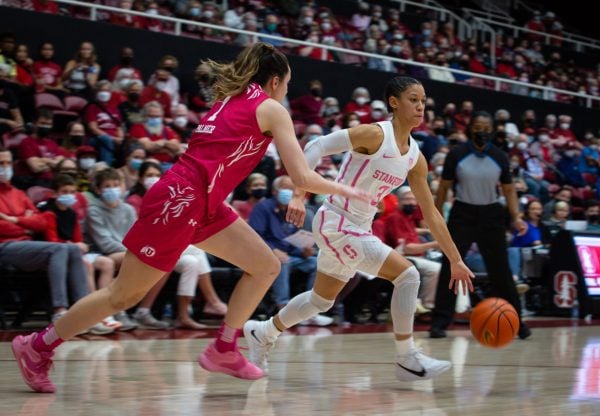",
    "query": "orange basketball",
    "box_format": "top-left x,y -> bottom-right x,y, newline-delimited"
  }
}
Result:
470,297 -> 520,348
